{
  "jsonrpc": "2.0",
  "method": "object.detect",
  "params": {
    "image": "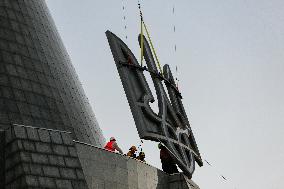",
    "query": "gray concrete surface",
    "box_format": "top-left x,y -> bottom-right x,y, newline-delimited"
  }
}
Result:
3,124 -> 88,189
76,141 -> 200,189
0,124 -> 201,188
